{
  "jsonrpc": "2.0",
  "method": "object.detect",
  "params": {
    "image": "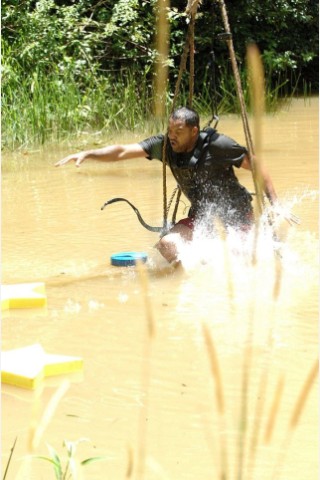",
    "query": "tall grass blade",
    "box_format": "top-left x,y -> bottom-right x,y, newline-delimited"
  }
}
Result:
135,261 -> 155,480
81,456 -> 111,466
237,334 -> 251,480
247,296 -> 280,477
246,43 -> 266,268
264,375 -> 285,444
202,323 -> 228,480
136,260 -> 155,339
272,359 -> 318,480
289,359 -> 318,430
34,456 -> 62,479
125,445 -> 134,478
29,380 -> 70,451
2,436 -> 17,480
213,219 -> 235,310
202,323 -> 224,414
37,443 -> 63,480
